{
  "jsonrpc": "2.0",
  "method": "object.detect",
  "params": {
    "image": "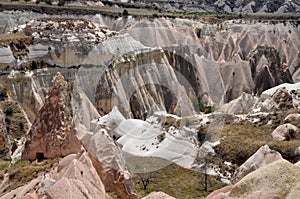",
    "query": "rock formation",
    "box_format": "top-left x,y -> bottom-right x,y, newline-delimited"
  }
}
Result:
2,150 -> 106,199
143,191 -> 176,199
76,125 -> 137,199
285,113 -> 300,122
249,46 -> 294,95
47,150 -> 106,199
220,92 -> 258,114
116,0 -> 300,13
271,87 -> 294,109
21,78 -> 80,160
271,123 -> 298,141
207,159 -> 300,199
0,109 -> 9,158
231,145 -> 282,184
